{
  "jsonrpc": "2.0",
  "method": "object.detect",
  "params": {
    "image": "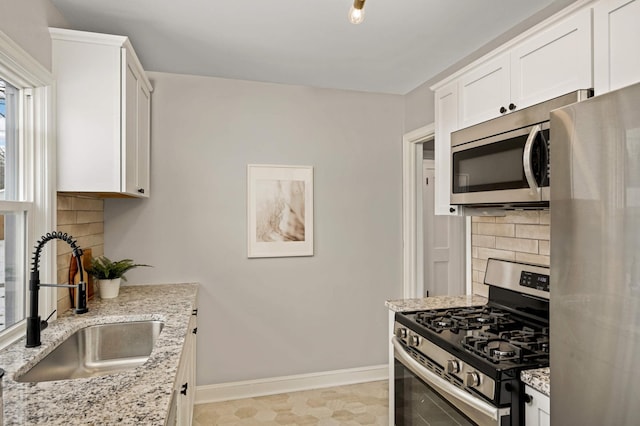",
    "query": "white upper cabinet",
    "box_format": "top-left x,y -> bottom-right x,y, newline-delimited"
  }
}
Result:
594,0 -> 640,94
459,54 -> 510,128
434,82 -> 461,216
50,28 -> 152,198
511,8 -> 592,109
457,7 -> 592,129
432,2 -> 594,215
